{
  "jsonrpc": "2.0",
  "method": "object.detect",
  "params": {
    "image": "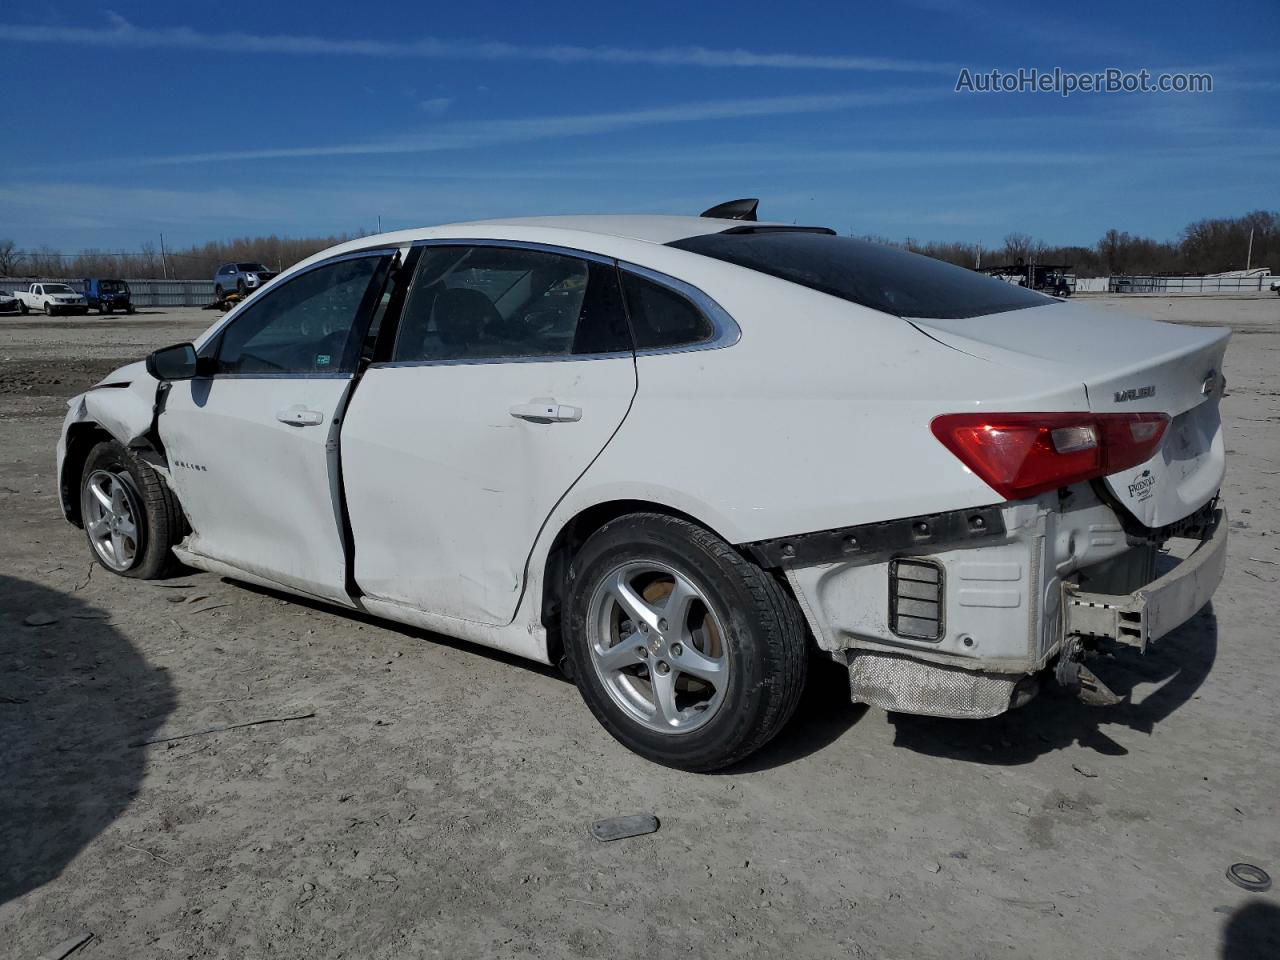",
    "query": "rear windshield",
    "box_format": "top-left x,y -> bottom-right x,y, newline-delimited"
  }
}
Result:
668,231 -> 1055,320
